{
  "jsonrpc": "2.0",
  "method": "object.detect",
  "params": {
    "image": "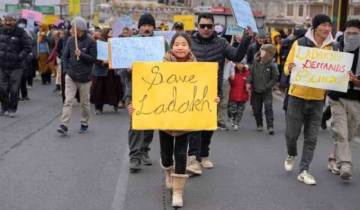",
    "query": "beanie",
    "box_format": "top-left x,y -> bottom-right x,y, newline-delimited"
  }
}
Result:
4,11 -> 17,21
312,14 -> 332,29
138,14 -> 156,29
260,44 -> 276,57
71,17 -> 87,31
257,29 -> 266,38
